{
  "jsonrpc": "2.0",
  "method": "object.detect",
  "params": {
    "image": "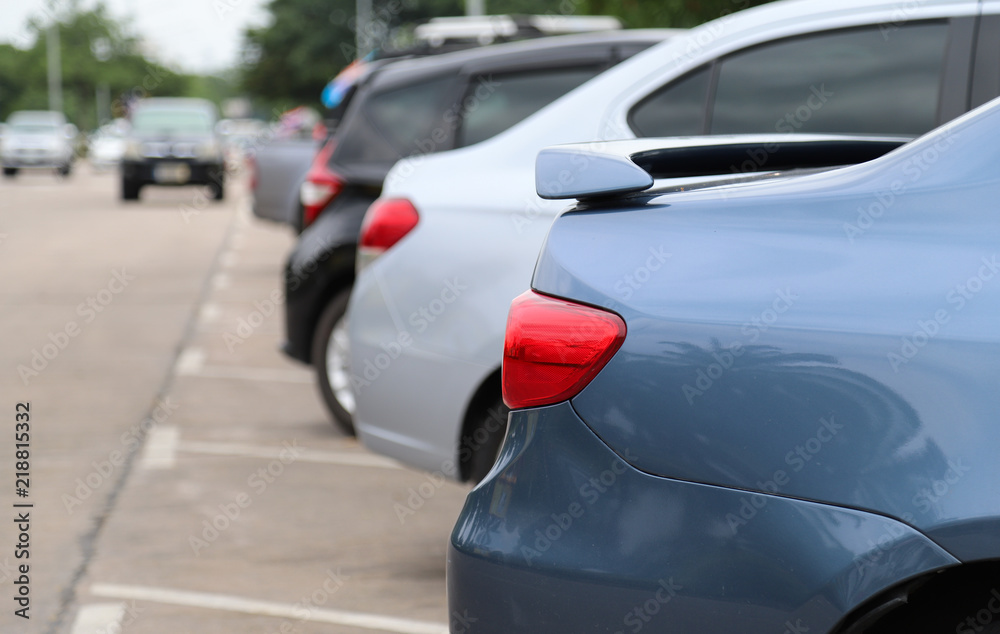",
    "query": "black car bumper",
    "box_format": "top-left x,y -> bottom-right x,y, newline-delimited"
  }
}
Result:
122,159 -> 224,186
282,192 -> 372,363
